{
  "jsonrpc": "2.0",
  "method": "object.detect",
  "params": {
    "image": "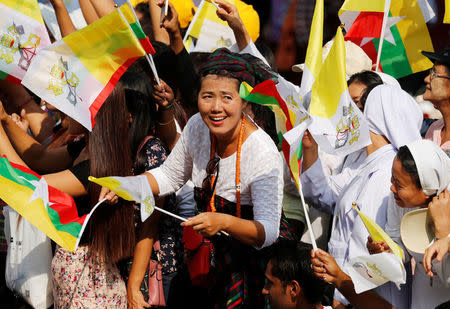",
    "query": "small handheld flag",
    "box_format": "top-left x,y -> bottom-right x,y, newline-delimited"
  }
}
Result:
345,252 -> 406,293
0,157 -> 101,252
21,6 -> 147,131
352,203 -> 404,260
0,0 -> 51,83
89,175 -> 155,222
